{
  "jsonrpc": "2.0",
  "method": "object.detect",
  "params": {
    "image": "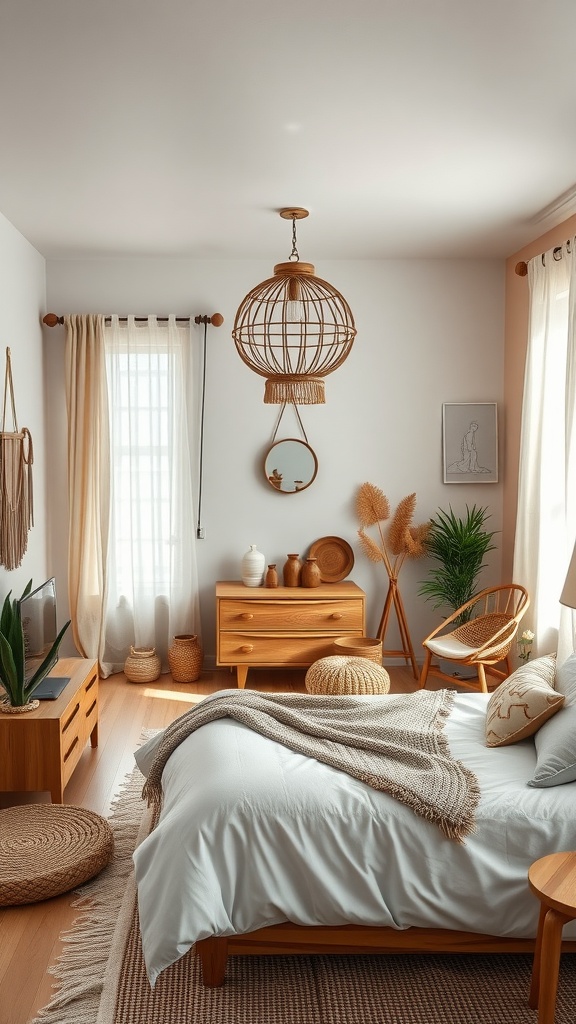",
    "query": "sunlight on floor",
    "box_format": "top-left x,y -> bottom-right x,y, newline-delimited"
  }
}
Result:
142,687 -> 205,704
